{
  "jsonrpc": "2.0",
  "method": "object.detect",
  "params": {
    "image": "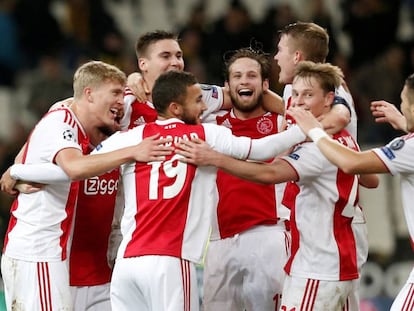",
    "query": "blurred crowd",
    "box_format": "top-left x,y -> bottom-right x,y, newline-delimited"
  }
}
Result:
0,0 -> 414,258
